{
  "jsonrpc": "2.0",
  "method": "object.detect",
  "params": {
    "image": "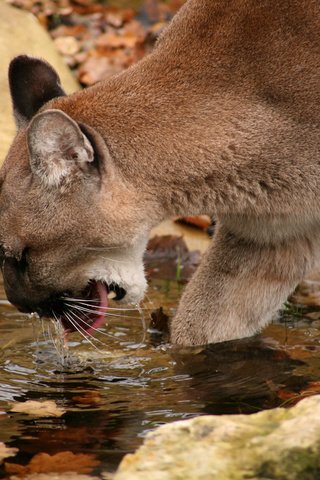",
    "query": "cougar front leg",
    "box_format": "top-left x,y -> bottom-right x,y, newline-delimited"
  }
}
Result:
171,224 -> 313,346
